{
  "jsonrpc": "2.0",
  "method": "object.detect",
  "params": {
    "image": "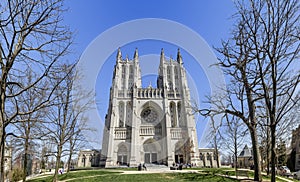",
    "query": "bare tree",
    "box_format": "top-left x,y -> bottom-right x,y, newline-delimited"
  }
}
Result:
223,114 -> 248,176
200,84 -> 262,180
9,71 -> 49,182
65,87 -> 92,172
0,0 -> 72,180
214,1 -> 300,181
44,64 -> 92,182
207,115 -> 222,168
257,100 -> 298,174
210,47 -> 263,181
226,1 -> 300,181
